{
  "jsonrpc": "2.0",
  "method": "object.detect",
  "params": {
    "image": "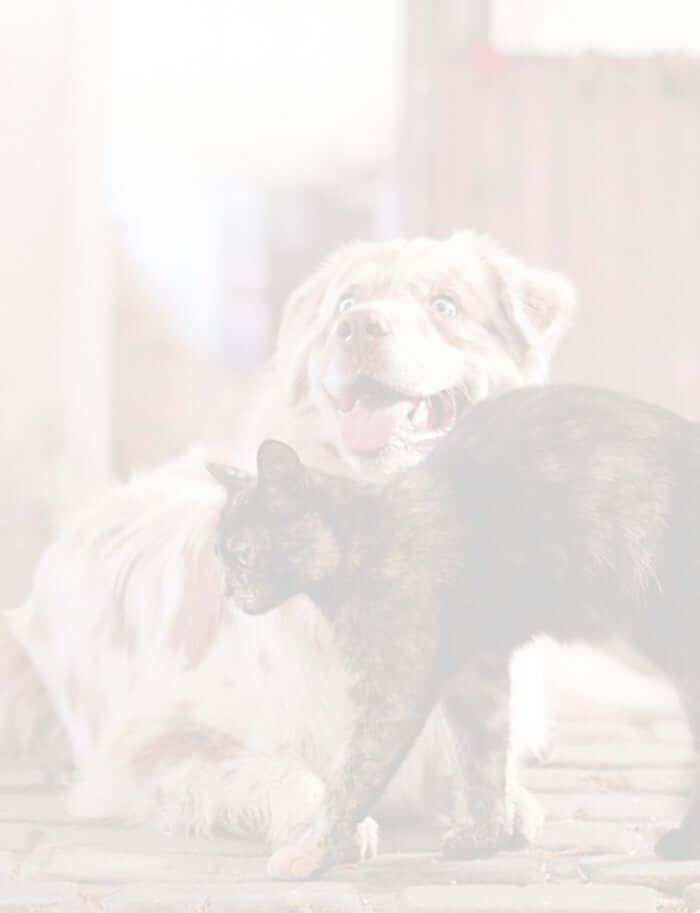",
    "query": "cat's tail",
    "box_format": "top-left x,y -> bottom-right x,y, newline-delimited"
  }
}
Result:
0,609 -> 66,758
